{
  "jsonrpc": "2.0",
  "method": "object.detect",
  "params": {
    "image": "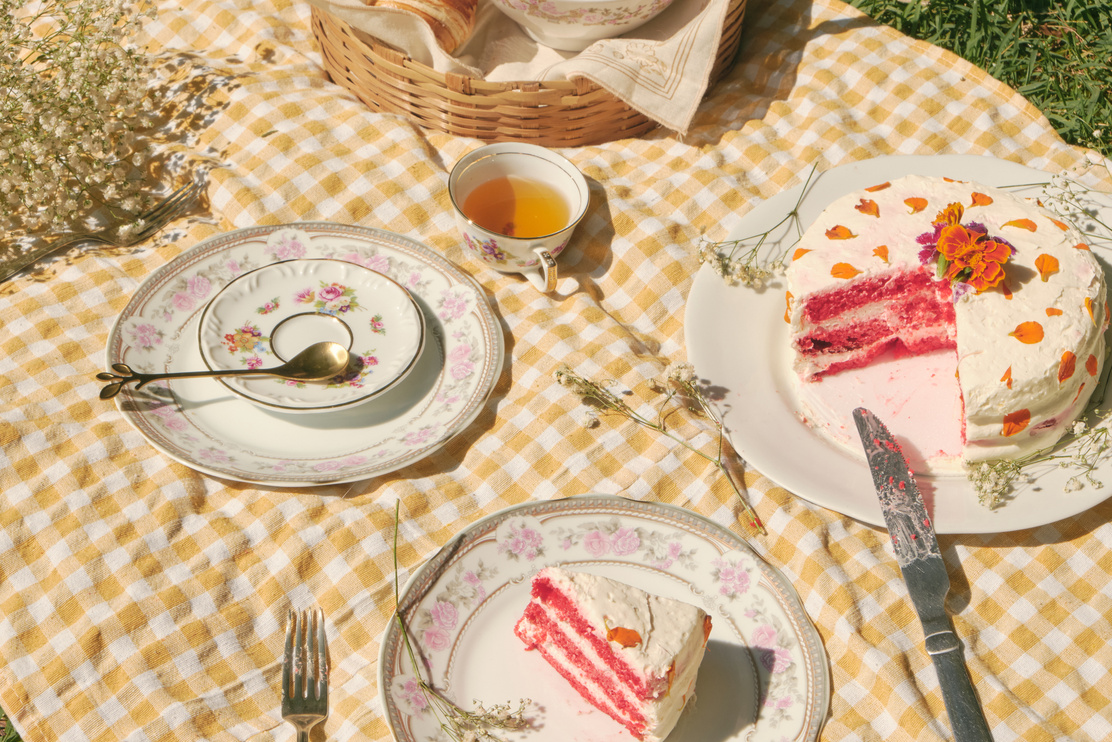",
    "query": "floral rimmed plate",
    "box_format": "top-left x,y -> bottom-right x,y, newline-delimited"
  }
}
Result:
199,259 -> 425,412
105,223 -> 503,486
380,495 -> 830,742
